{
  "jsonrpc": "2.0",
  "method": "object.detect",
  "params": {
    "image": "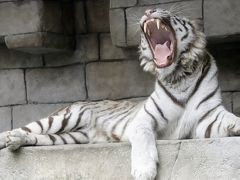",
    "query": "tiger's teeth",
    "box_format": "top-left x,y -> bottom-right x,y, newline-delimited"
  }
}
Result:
144,23 -> 147,33
156,19 -> 160,30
